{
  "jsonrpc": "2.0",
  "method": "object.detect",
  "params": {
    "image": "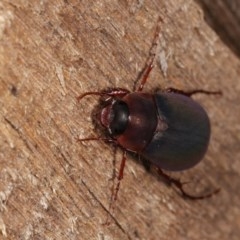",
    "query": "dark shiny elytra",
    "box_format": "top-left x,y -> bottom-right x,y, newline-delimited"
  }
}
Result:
143,92 -> 210,171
